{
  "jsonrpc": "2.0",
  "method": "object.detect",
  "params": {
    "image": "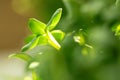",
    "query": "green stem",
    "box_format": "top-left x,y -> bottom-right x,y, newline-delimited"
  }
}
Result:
32,70 -> 39,80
